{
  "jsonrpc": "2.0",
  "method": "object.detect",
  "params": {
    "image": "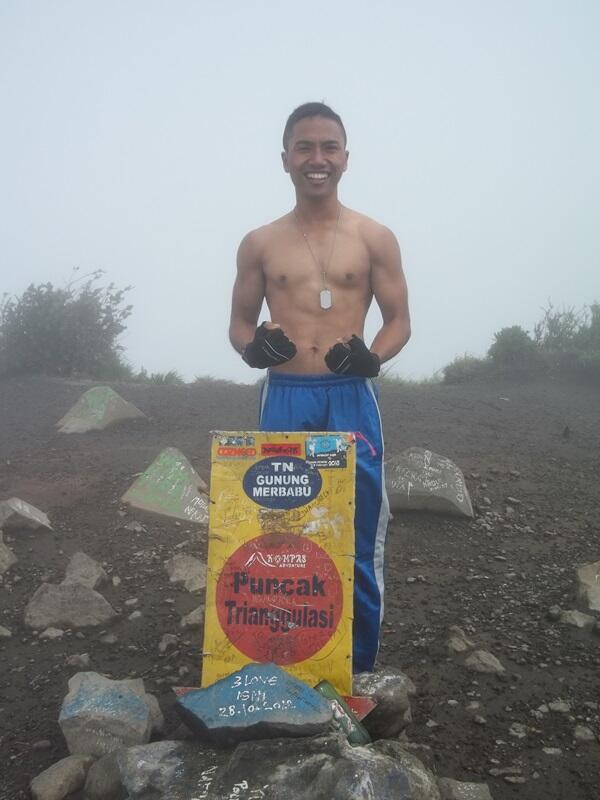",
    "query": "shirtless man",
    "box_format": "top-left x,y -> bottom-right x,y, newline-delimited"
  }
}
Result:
229,102 -> 410,672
